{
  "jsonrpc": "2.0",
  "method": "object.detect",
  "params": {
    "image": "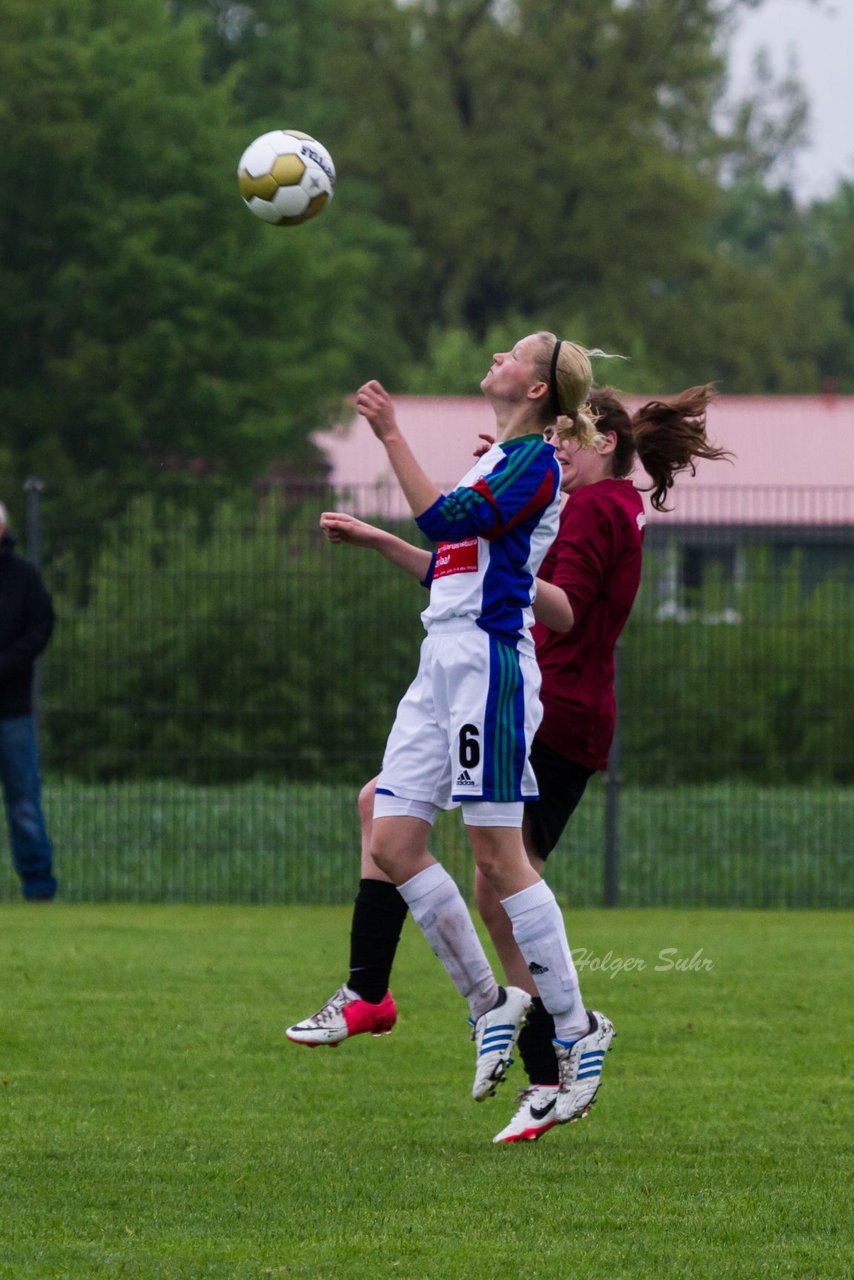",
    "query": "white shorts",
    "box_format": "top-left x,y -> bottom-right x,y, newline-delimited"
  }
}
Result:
373,791 -> 525,829
376,623 -> 542,810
